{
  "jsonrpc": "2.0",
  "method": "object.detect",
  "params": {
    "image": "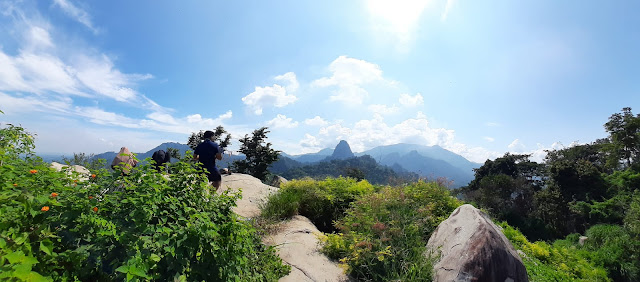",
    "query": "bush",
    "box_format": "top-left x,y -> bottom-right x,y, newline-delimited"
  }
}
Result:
0,123 -> 289,281
499,223 -> 610,281
581,224 -> 640,281
261,177 -> 374,232
322,181 -> 460,281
